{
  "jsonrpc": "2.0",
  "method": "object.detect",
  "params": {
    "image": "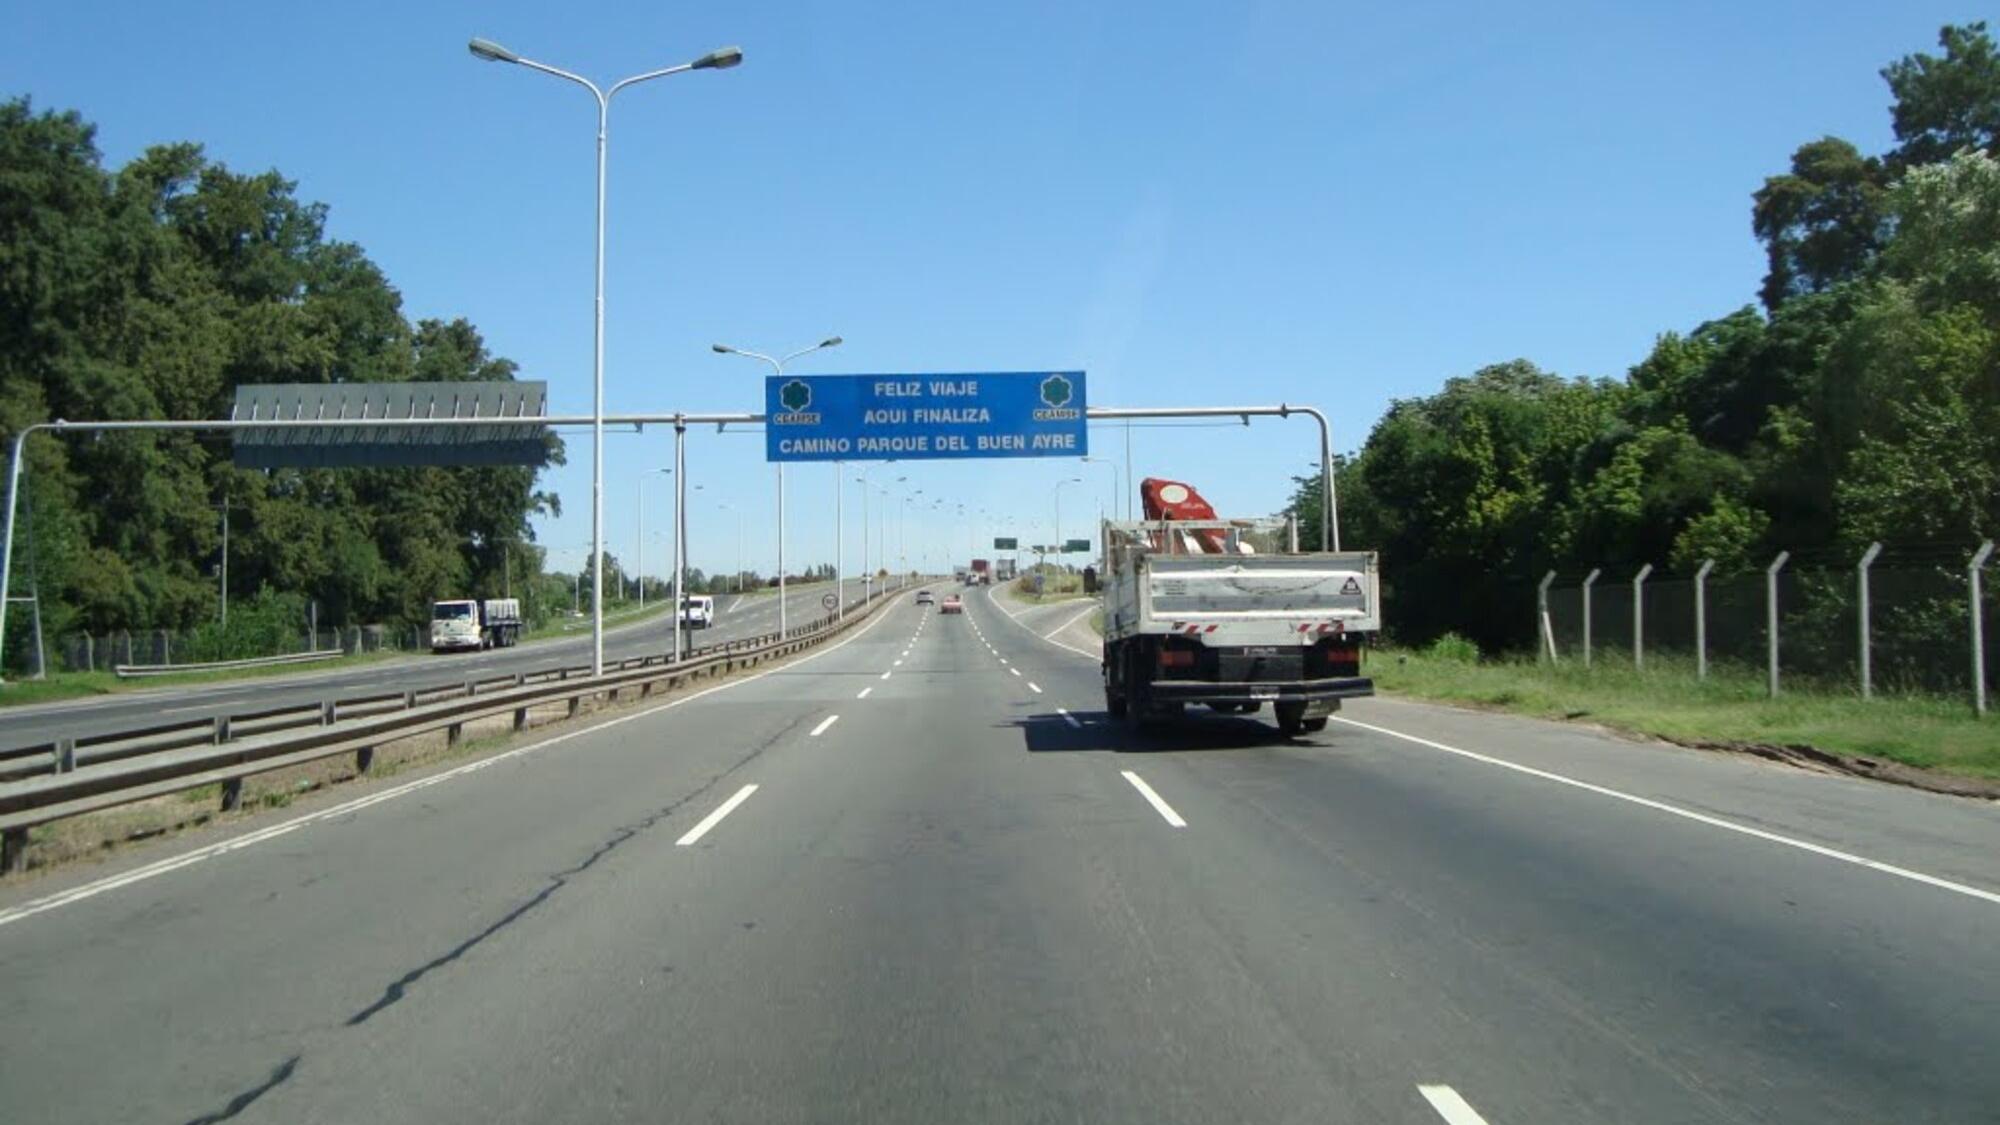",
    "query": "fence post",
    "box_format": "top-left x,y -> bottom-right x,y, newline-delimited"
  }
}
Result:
1537,571 -> 1558,663
1766,550 -> 1790,698
1857,542 -> 1882,700
1,828 -> 27,875
1632,564 -> 1653,670
1694,559 -> 1714,681
1580,568 -> 1601,668
1972,540 -> 1994,717
56,737 -> 76,772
